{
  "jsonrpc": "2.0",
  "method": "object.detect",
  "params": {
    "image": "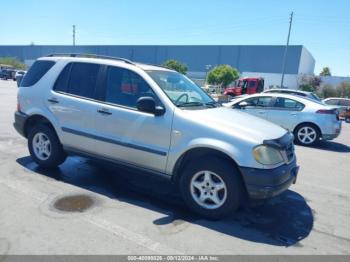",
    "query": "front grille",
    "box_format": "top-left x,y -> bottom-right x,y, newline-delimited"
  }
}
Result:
285,143 -> 294,162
